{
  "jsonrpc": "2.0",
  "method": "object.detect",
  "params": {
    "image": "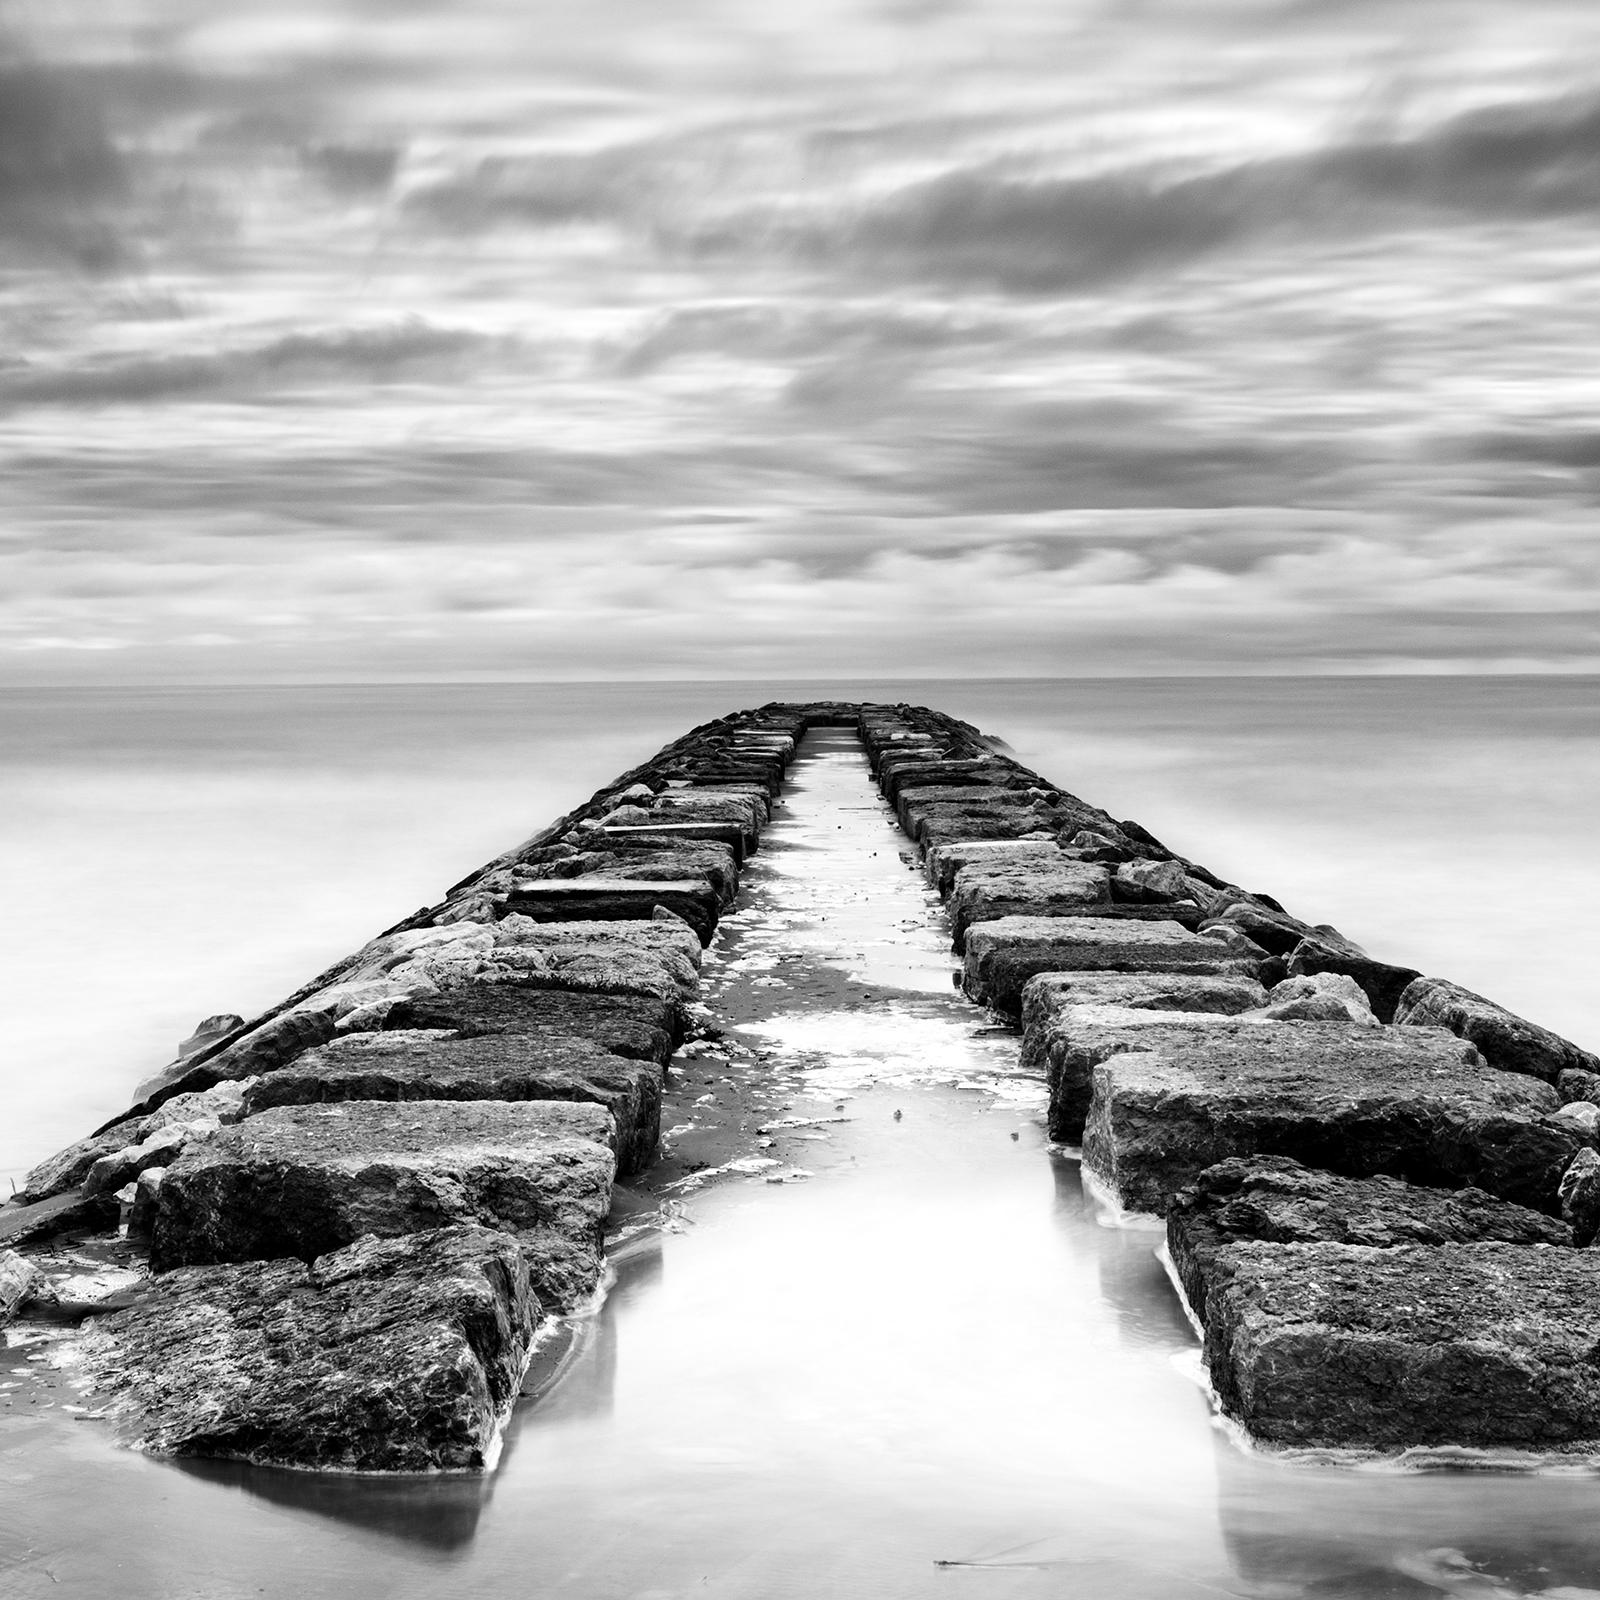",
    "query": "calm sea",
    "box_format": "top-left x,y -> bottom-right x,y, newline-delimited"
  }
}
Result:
4,676 -> 1596,1187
